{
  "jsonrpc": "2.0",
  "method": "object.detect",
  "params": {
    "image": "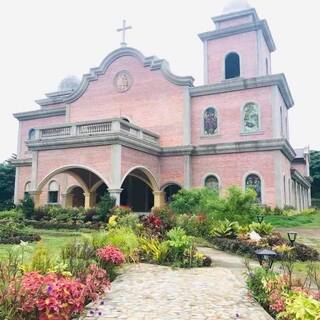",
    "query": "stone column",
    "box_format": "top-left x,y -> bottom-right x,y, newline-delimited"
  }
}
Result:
153,191 -> 166,208
61,193 -> 73,208
29,191 -> 42,208
108,189 -> 123,206
84,192 -> 96,209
